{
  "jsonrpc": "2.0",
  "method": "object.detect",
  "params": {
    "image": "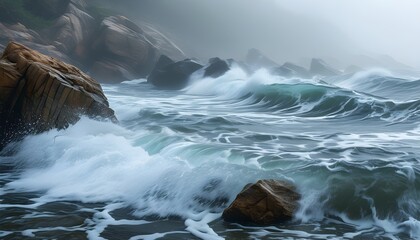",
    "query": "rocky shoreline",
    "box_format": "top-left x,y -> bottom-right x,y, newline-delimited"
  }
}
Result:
0,0 -> 370,228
